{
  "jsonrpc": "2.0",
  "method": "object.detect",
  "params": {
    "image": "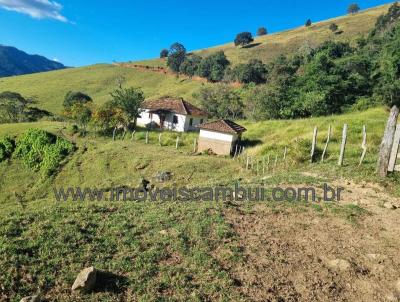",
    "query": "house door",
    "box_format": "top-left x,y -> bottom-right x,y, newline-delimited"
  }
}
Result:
159,114 -> 166,129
